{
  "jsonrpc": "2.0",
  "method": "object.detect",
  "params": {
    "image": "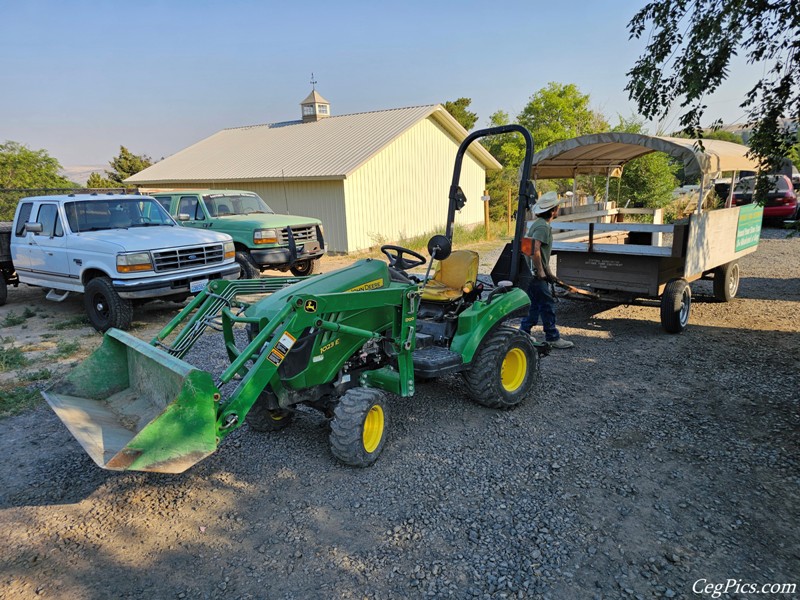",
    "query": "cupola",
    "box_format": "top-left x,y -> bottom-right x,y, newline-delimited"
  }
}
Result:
300,79 -> 331,123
